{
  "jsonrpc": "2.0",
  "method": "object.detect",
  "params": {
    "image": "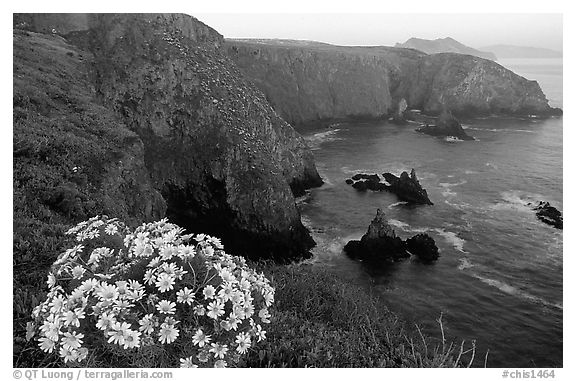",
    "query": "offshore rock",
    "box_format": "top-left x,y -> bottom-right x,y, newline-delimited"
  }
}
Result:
226,40 -> 562,126
416,110 -> 475,141
532,201 -> 563,229
14,13 -> 323,261
406,234 -> 440,262
382,169 -> 434,205
347,173 -> 387,192
344,209 -> 410,264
